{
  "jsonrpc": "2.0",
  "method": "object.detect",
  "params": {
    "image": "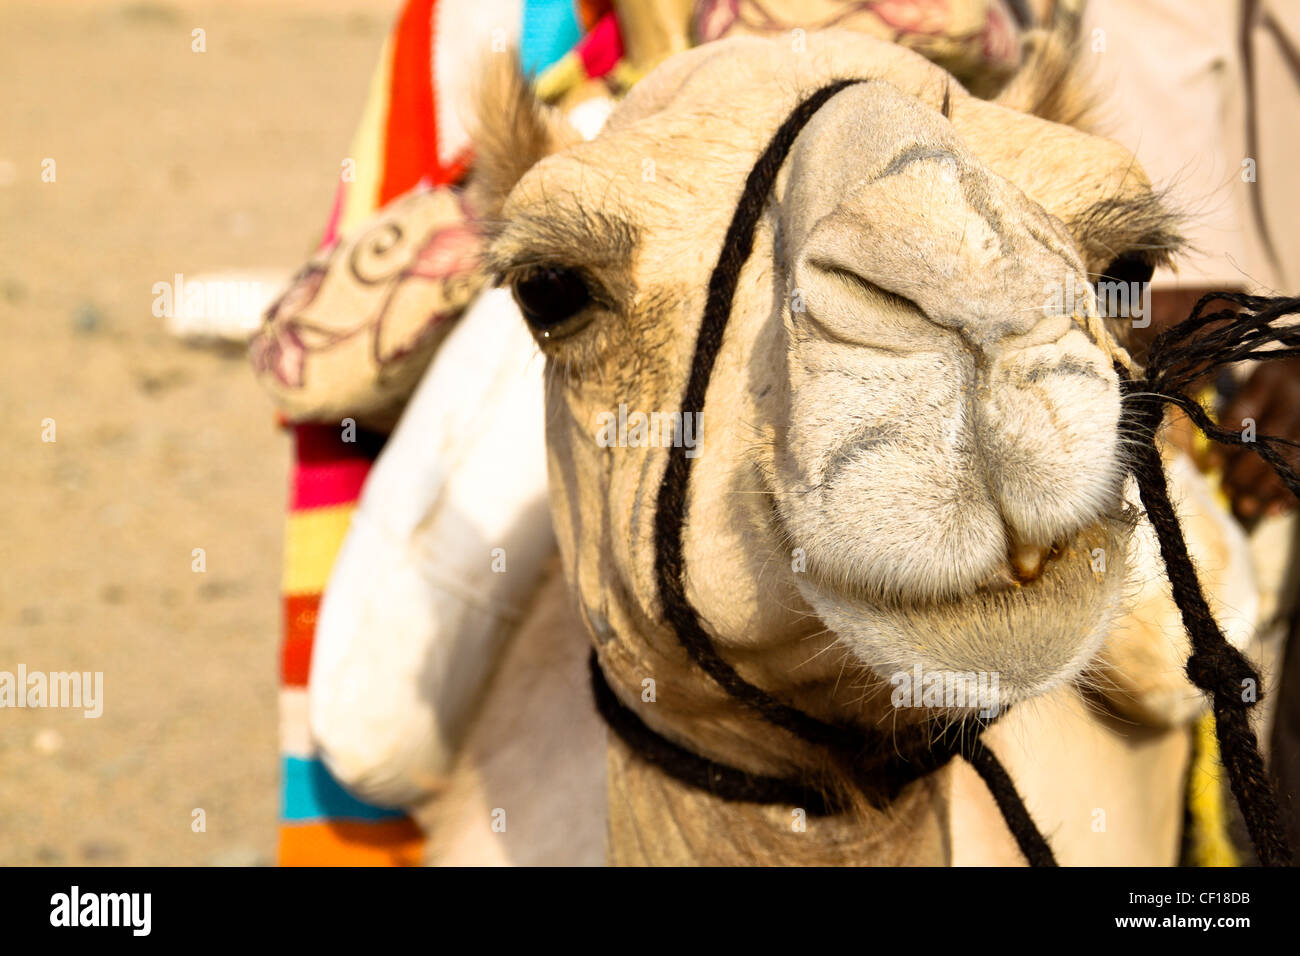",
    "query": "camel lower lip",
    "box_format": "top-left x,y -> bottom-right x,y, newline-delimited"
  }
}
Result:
797,517 -> 1130,705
